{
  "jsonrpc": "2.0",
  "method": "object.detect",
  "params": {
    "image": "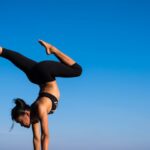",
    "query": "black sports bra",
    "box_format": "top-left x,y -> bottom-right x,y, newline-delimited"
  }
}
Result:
38,92 -> 58,114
